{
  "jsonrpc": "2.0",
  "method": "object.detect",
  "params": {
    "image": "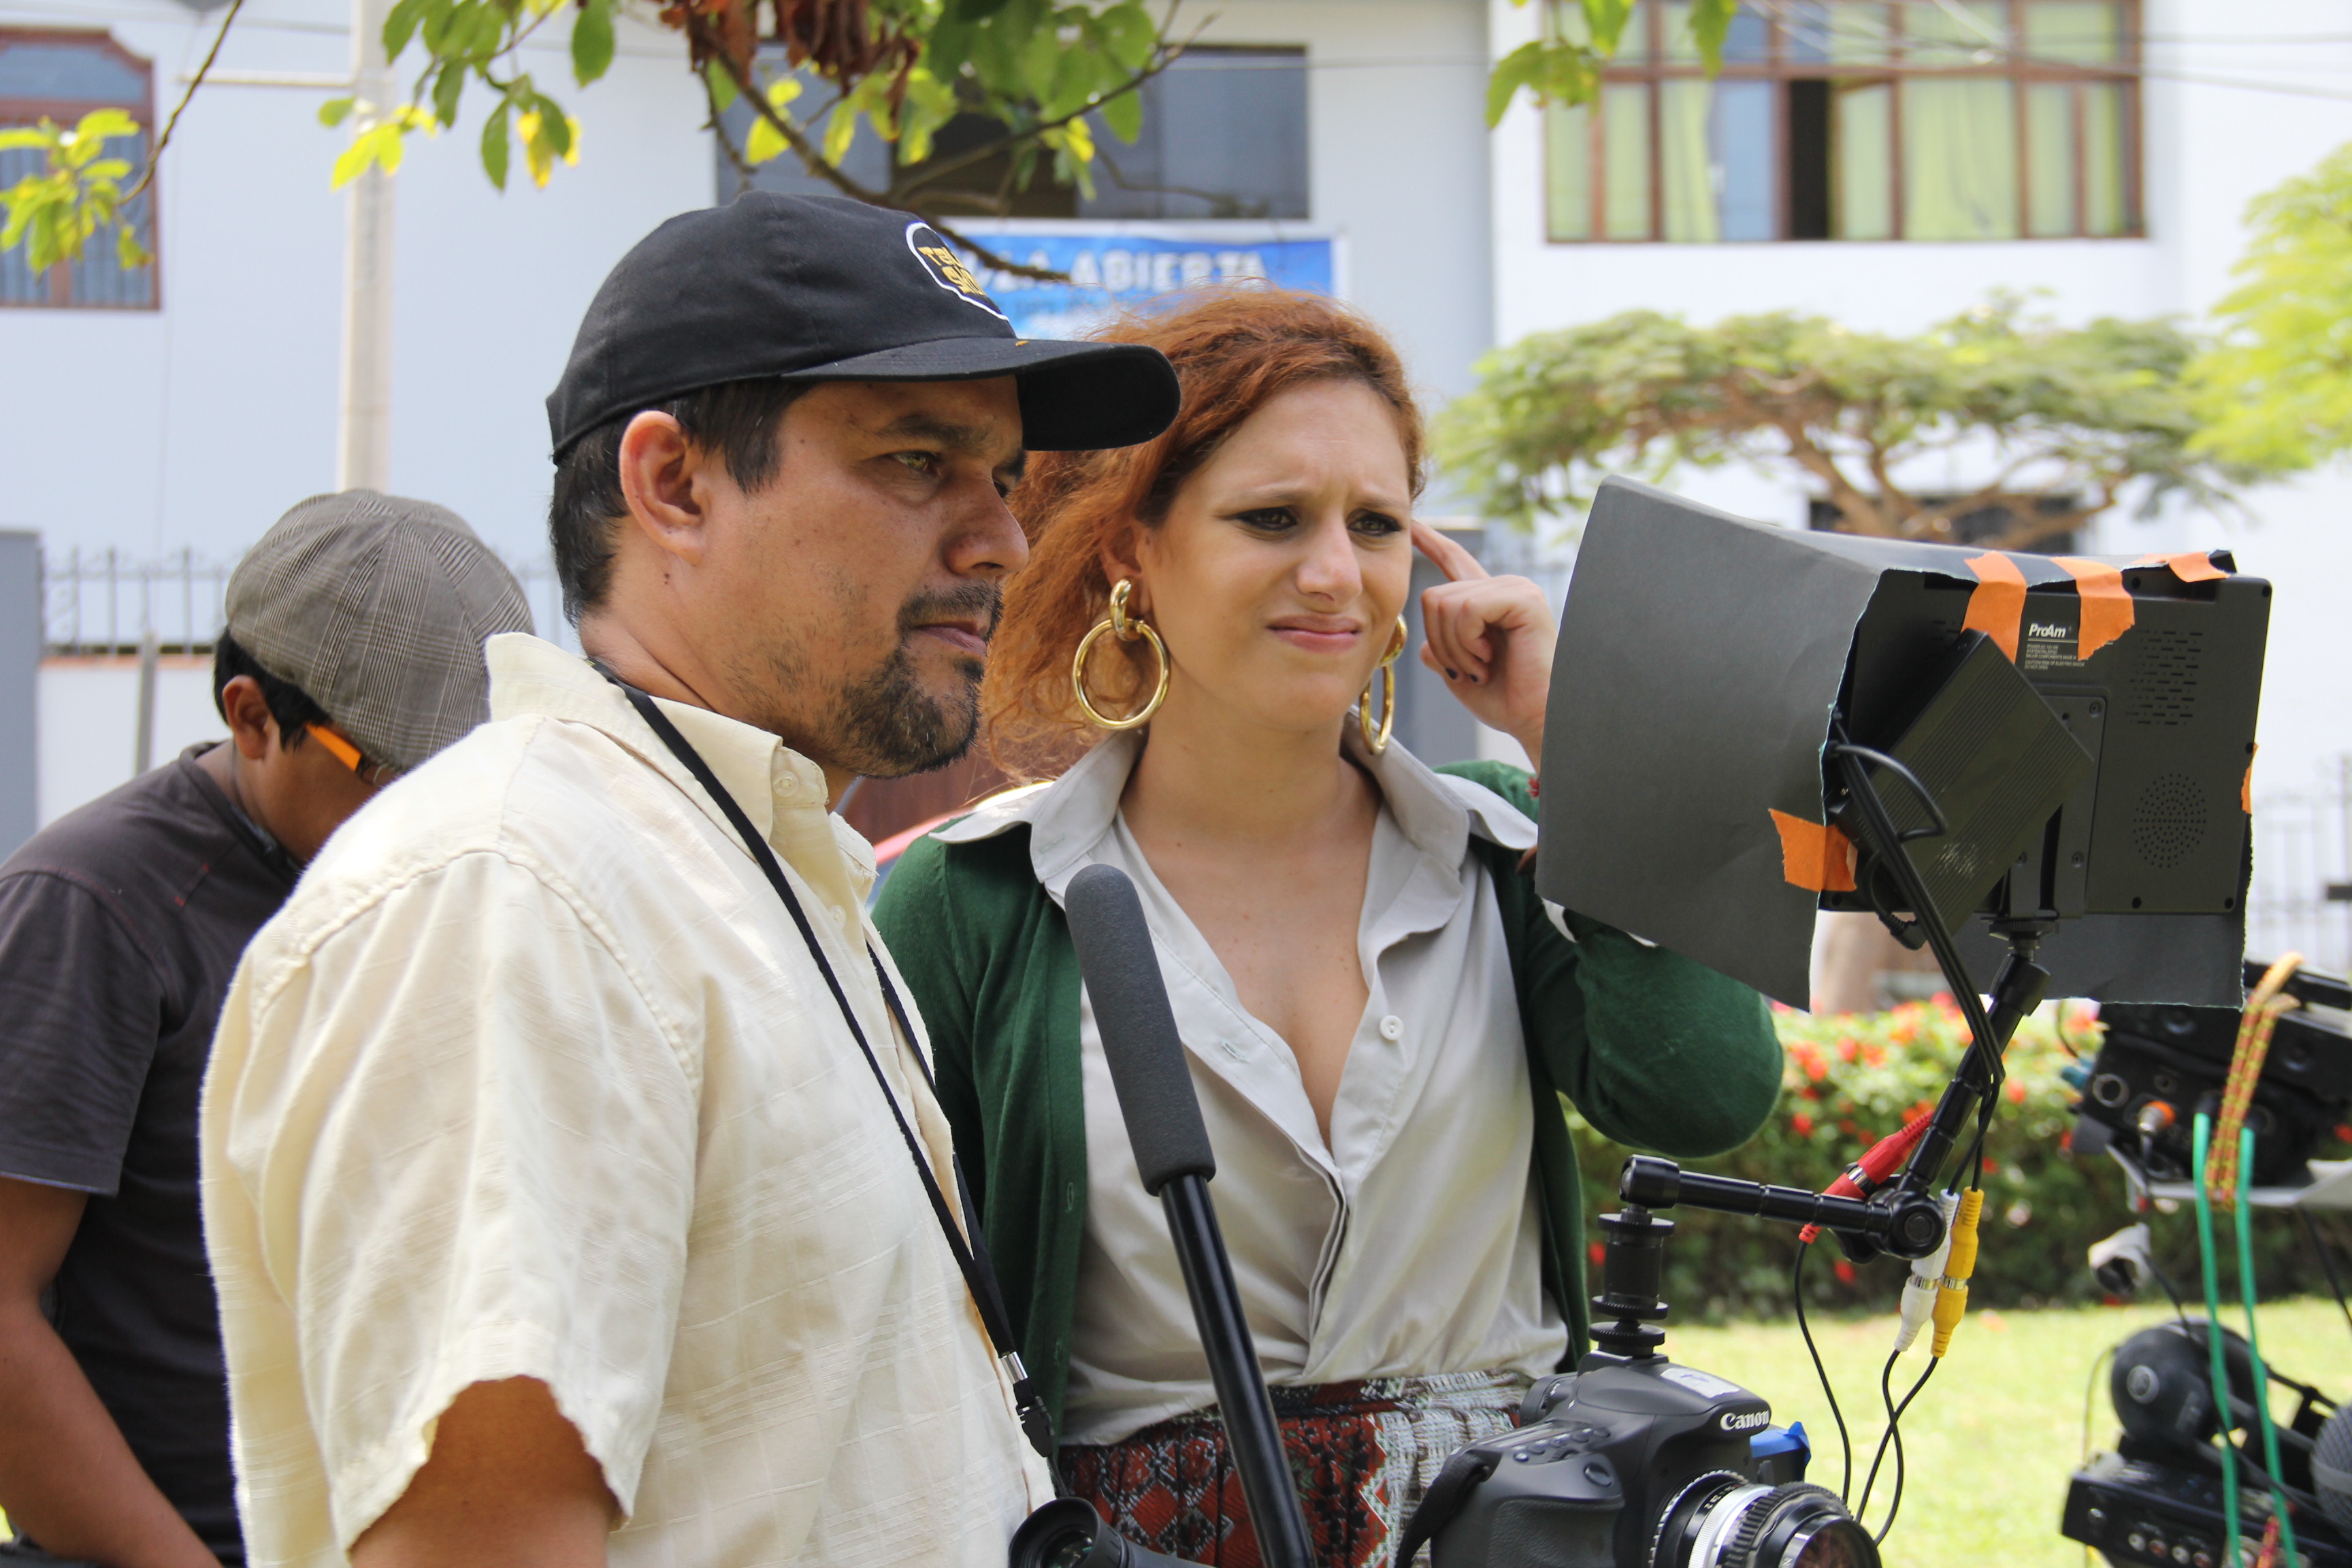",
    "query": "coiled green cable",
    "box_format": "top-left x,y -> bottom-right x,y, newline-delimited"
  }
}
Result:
2231,1124 -> 2300,1567
2193,1113 -> 2244,1568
